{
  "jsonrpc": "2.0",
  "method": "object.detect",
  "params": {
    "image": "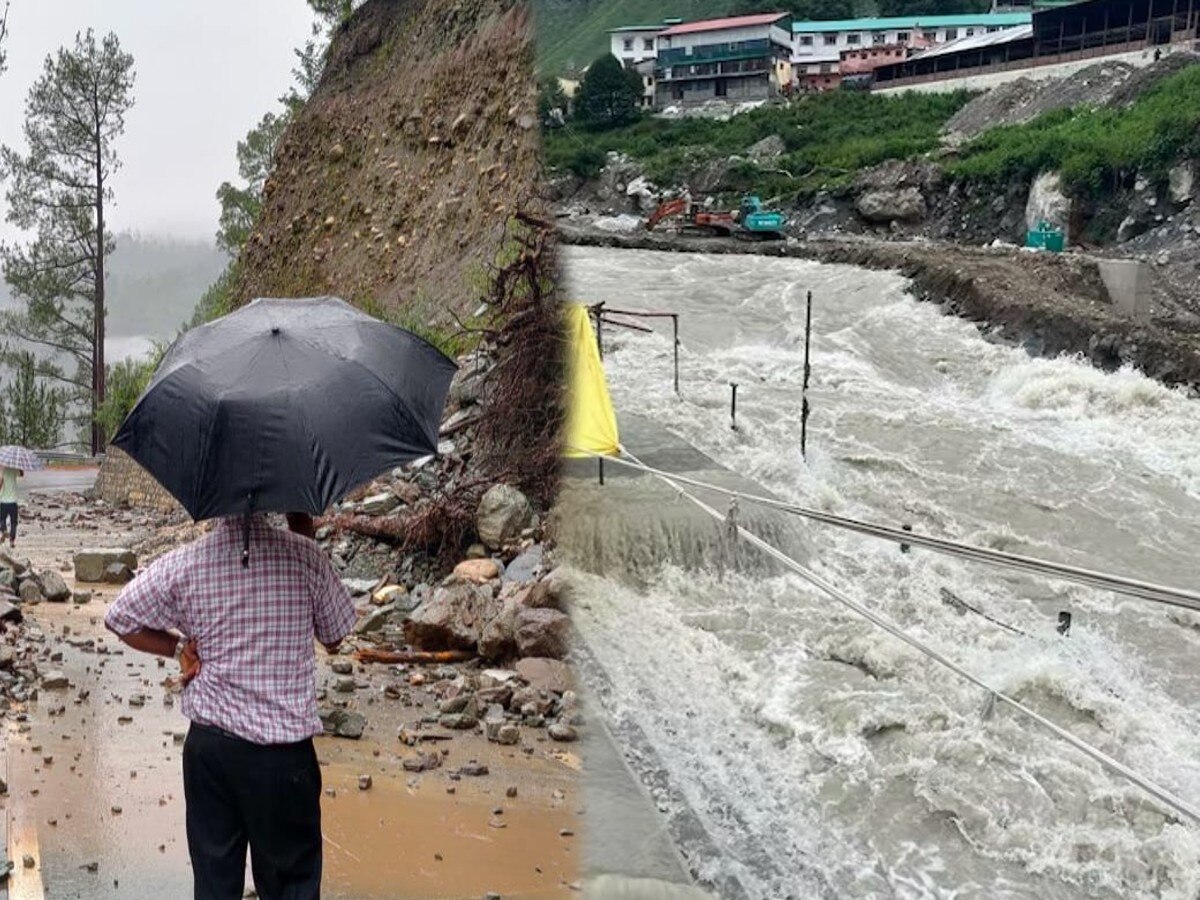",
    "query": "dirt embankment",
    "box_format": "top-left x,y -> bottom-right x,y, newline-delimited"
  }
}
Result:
234,0 -> 543,324
559,224 -> 1200,393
